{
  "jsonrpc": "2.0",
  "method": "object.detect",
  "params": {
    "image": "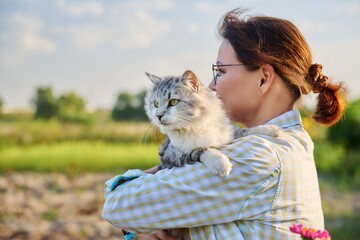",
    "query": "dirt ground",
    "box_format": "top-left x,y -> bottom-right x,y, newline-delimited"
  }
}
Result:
0,172 -> 359,240
0,172 -> 125,240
